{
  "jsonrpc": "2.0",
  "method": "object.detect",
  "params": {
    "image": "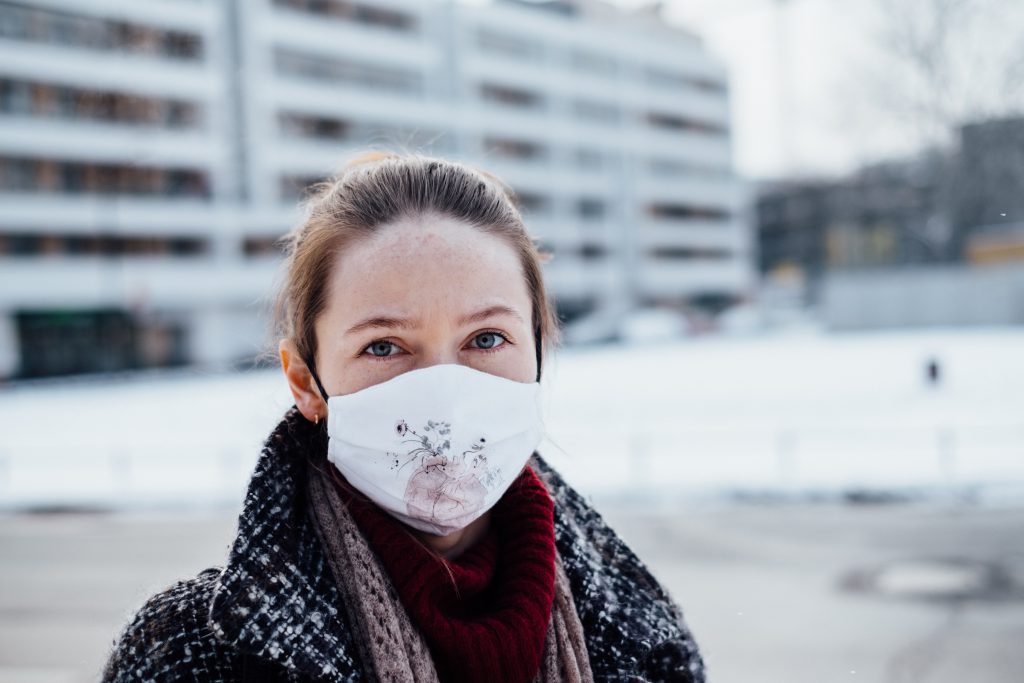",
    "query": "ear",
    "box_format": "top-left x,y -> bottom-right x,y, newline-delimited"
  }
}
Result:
279,338 -> 327,423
